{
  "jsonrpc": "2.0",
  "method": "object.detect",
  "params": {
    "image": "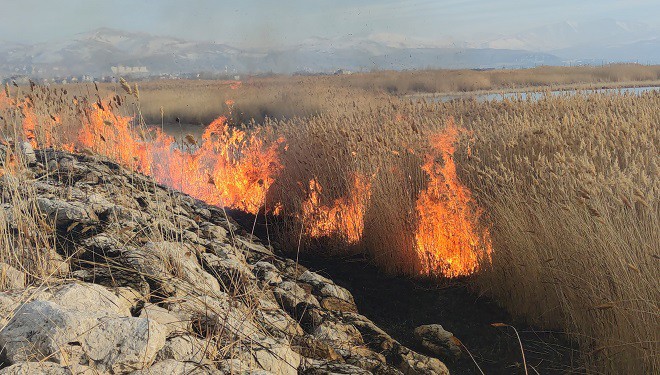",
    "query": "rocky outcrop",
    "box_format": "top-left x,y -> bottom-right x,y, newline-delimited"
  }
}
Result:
0,148 -> 449,374
414,325 -> 462,362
